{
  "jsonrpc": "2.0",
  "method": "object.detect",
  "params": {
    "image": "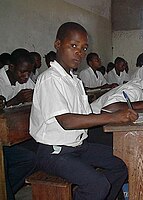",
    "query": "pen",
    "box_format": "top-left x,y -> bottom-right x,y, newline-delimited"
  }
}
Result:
123,91 -> 133,109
